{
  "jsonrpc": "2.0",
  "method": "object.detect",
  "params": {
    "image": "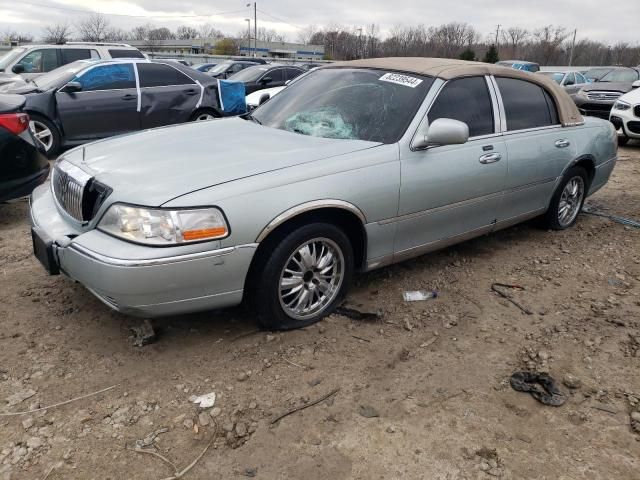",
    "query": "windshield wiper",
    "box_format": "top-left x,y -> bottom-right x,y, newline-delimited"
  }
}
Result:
248,114 -> 262,125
